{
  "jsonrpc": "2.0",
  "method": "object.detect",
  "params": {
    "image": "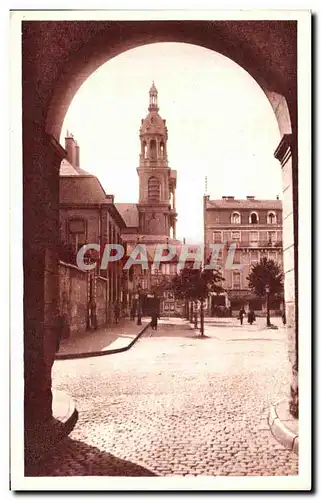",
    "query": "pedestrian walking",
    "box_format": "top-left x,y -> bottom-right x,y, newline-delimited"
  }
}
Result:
247,308 -> 256,325
238,306 -> 246,326
114,302 -> 120,324
151,310 -> 159,330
